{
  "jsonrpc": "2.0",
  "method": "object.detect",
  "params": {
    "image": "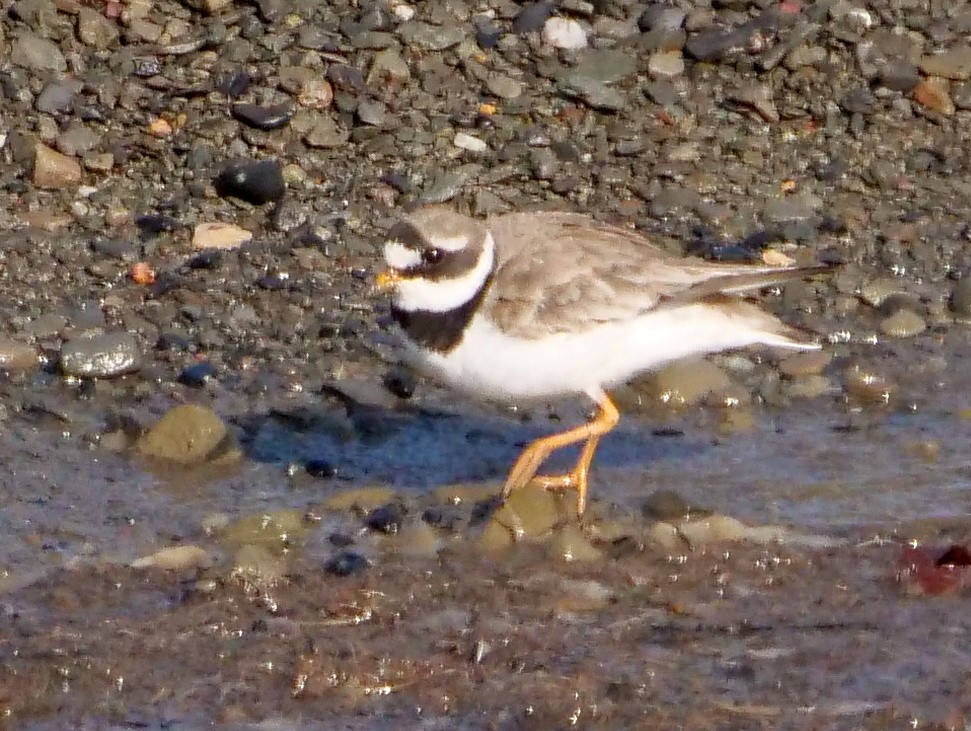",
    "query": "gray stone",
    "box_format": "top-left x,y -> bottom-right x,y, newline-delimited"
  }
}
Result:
35,80 -> 82,114
399,21 -> 465,51
486,74 -> 523,100
60,331 -> 141,378
11,33 -> 66,72
77,6 -> 119,48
